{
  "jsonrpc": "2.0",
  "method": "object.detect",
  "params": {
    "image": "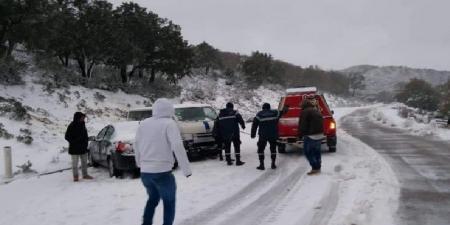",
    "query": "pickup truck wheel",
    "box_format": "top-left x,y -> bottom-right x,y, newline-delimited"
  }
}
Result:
328,146 -> 337,153
108,157 -> 123,178
278,143 -> 287,153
